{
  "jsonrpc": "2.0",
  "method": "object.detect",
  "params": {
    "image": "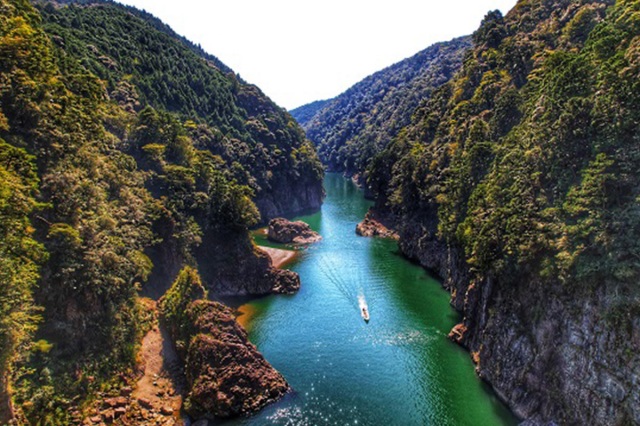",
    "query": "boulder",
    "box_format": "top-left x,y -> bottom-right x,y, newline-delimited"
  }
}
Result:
267,218 -> 321,244
271,269 -> 300,295
355,210 -> 398,239
137,397 -> 152,409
